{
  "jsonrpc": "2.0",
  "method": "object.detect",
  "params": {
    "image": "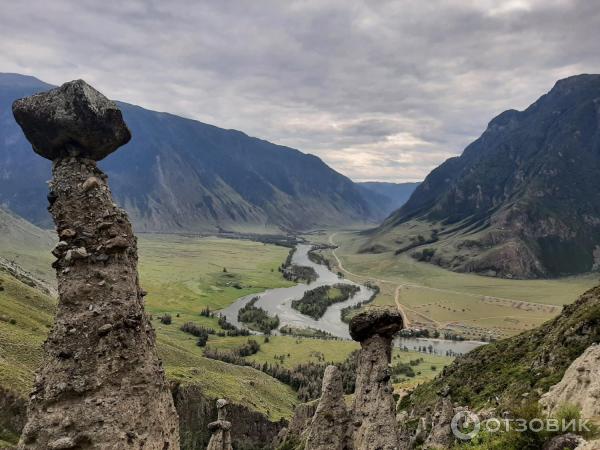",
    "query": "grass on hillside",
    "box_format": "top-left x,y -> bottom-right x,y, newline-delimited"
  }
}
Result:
138,235 -> 293,320
326,231 -> 598,339
204,334 -> 453,390
0,272 -> 55,396
0,235 -> 302,429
